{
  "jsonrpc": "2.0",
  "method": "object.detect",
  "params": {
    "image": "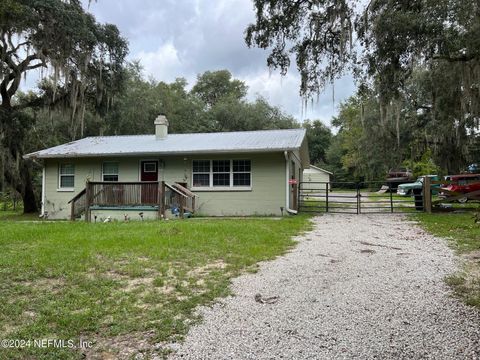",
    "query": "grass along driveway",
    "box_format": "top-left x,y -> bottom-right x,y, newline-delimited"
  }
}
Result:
0,216 -> 310,359
415,212 -> 480,308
